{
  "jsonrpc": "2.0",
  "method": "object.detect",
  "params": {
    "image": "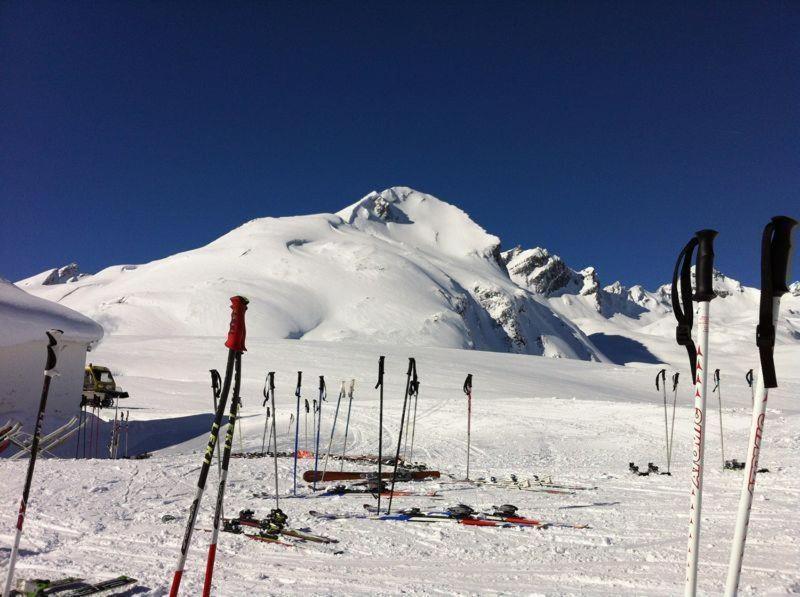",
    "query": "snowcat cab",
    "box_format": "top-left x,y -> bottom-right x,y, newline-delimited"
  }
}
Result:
83,364 -> 129,408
